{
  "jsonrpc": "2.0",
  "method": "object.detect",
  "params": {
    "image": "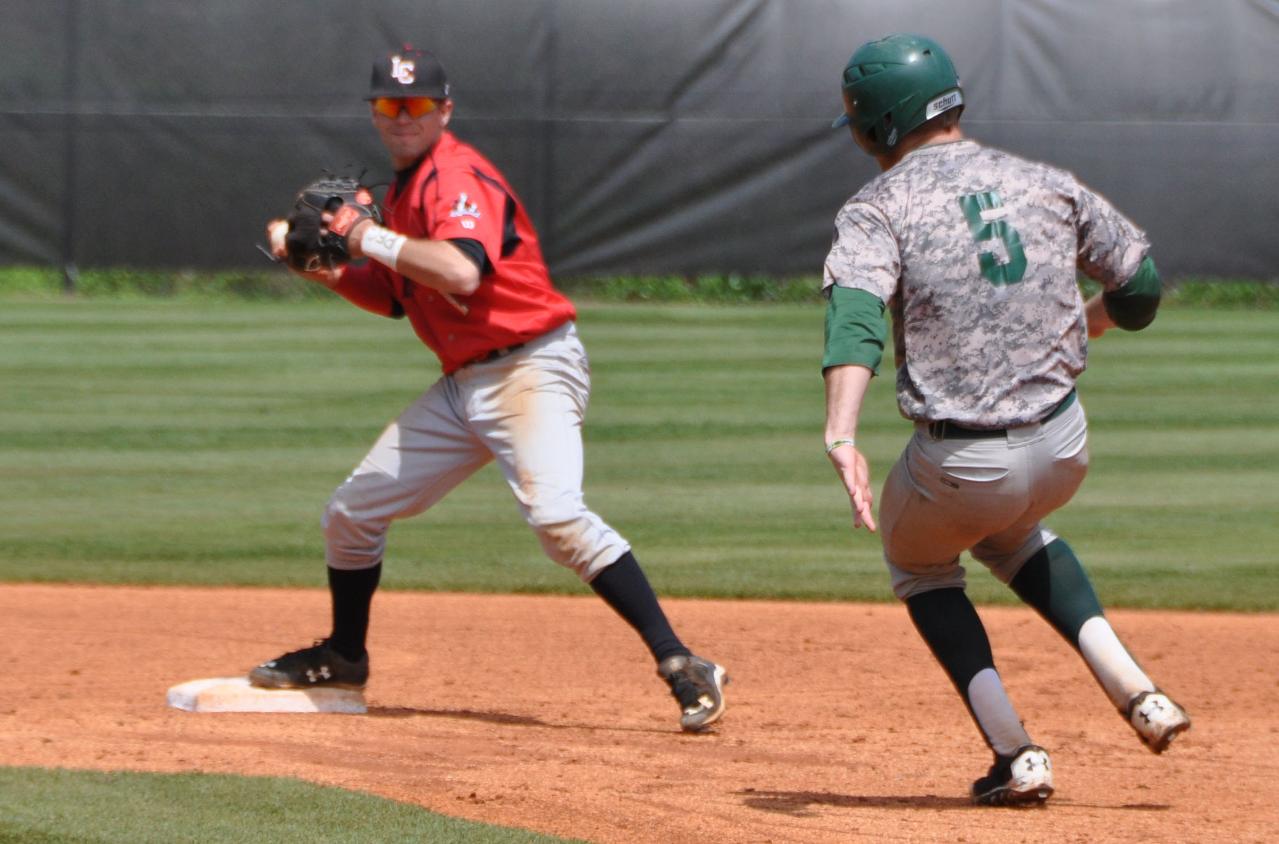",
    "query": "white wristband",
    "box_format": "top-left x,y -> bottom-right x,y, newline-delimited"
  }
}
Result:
360,225 -> 408,271
825,438 -> 856,455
